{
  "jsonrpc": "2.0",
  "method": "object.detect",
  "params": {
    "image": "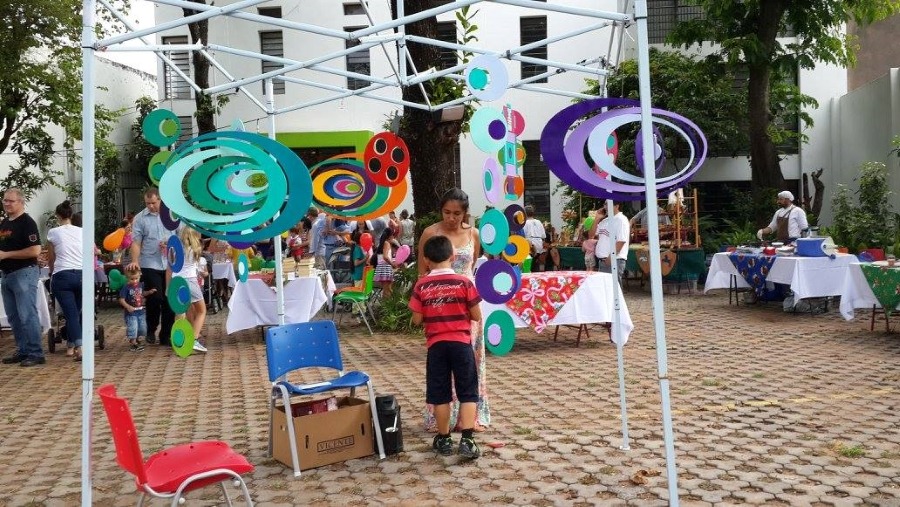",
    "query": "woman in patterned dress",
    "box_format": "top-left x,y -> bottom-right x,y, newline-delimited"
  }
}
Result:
418,188 -> 490,431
